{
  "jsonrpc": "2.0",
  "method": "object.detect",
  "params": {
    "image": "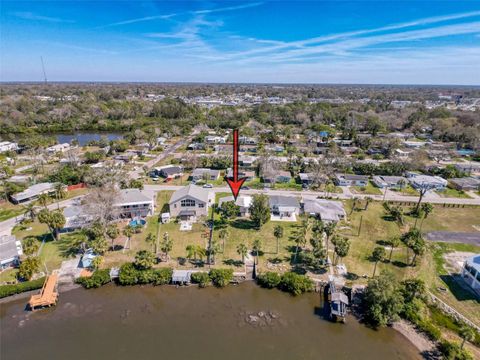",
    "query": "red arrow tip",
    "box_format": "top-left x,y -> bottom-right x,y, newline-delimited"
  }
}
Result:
225,177 -> 246,200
